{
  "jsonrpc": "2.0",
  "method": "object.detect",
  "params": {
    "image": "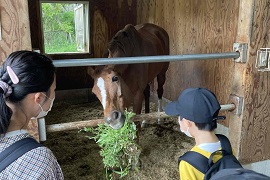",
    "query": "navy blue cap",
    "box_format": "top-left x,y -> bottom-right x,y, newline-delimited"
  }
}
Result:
165,88 -> 225,123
